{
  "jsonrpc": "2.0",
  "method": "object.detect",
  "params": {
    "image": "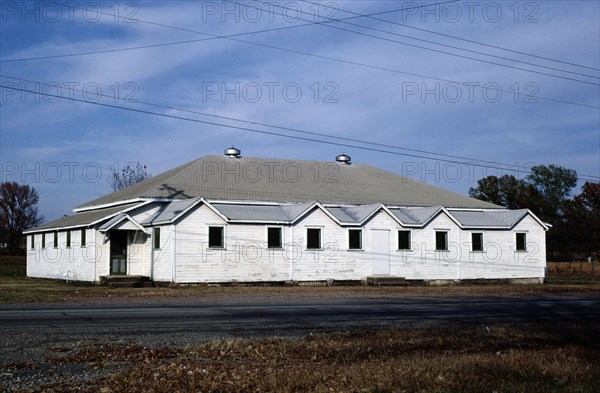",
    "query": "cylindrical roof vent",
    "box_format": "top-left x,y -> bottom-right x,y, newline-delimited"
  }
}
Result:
336,153 -> 351,165
224,147 -> 241,158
